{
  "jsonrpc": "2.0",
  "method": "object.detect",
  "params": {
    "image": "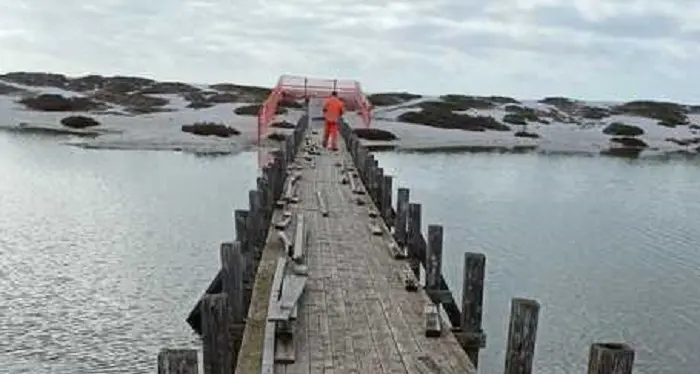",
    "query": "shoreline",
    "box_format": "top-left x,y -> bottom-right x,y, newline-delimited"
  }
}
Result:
2,71 -> 700,162
4,122 -> 699,161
